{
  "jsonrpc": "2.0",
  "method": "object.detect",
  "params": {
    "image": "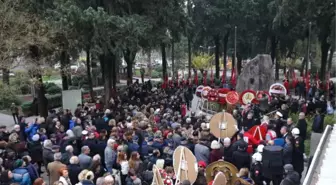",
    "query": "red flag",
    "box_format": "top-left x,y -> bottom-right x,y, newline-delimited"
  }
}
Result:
210,68 -> 214,86
194,70 -> 198,85
291,70 -> 298,88
305,70 -> 311,91
222,68 -> 226,85
230,67 -> 237,87
203,70 -> 207,86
